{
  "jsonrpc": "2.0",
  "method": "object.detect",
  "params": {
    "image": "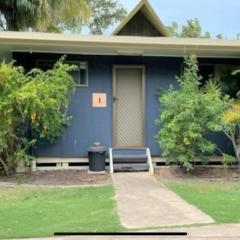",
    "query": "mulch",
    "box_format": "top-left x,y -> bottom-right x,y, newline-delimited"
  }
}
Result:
1,166 -> 239,186
155,166 -> 240,180
0,170 -> 111,186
